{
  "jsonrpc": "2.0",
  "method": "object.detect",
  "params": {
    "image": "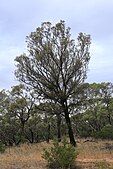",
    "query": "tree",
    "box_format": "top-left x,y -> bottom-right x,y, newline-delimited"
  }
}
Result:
101,82 -> 113,125
15,20 -> 91,146
0,89 -> 21,146
8,84 -> 35,141
37,101 -> 63,142
0,89 -> 9,116
24,114 -> 42,143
